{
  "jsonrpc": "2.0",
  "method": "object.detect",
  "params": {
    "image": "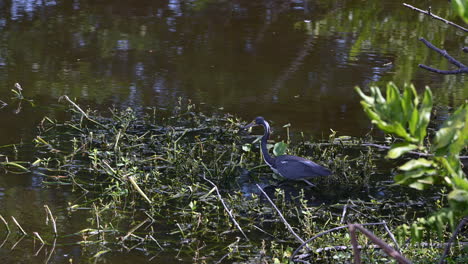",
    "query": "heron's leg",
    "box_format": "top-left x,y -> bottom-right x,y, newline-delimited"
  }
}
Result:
302,179 -> 316,187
